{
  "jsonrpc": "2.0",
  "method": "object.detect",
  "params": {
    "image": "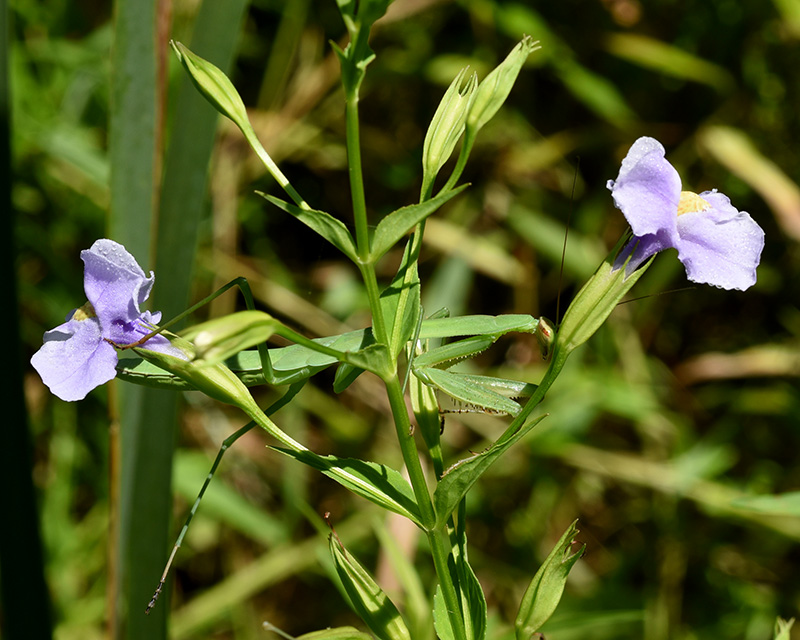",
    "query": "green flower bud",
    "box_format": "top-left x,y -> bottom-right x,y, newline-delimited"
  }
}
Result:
171,41 -> 305,205
181,310 -> 280,365
421,67 -> 478,197
467,35 -> 541,134
170,41 -> 250,135
515,520 -> 585,639
329,532 -> 412,640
